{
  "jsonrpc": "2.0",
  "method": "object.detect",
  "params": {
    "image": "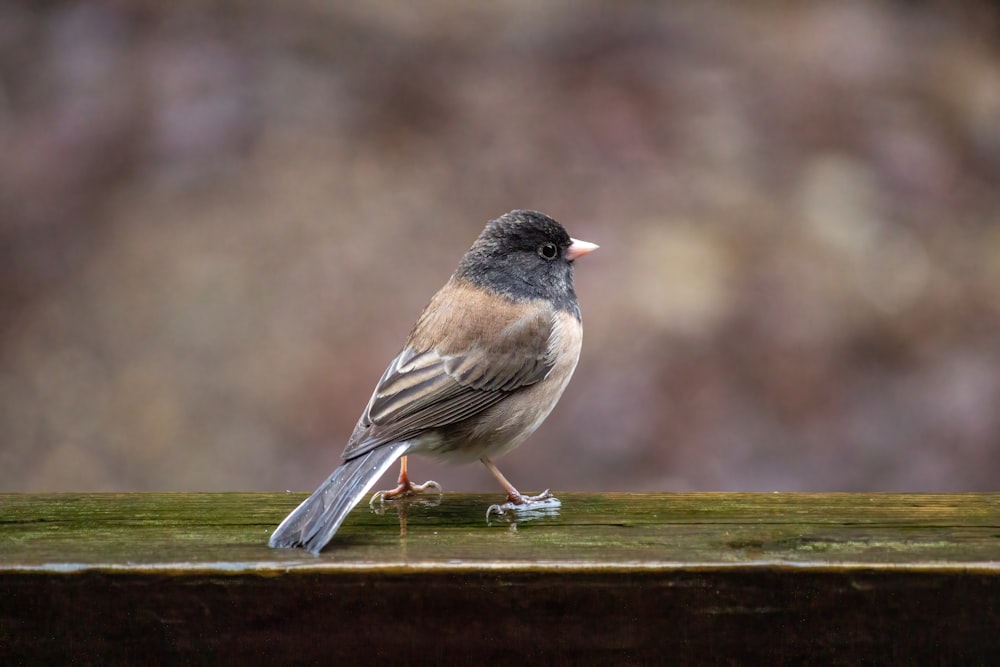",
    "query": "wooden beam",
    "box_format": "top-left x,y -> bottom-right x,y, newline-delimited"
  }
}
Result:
2,493 -> 998,662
